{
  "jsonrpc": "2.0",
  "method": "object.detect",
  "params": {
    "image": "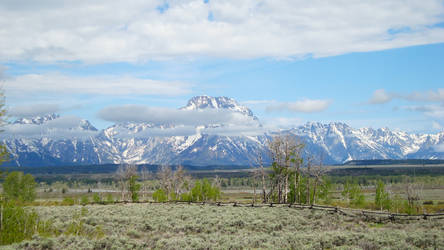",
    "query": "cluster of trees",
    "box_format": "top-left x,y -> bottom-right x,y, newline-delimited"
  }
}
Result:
152,166 -> 221,202
255,135 -> 330,205
115,165 -> 142,202
114,165 -> 221,203
258,135 -> 425,214
0,171 -> 44,245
